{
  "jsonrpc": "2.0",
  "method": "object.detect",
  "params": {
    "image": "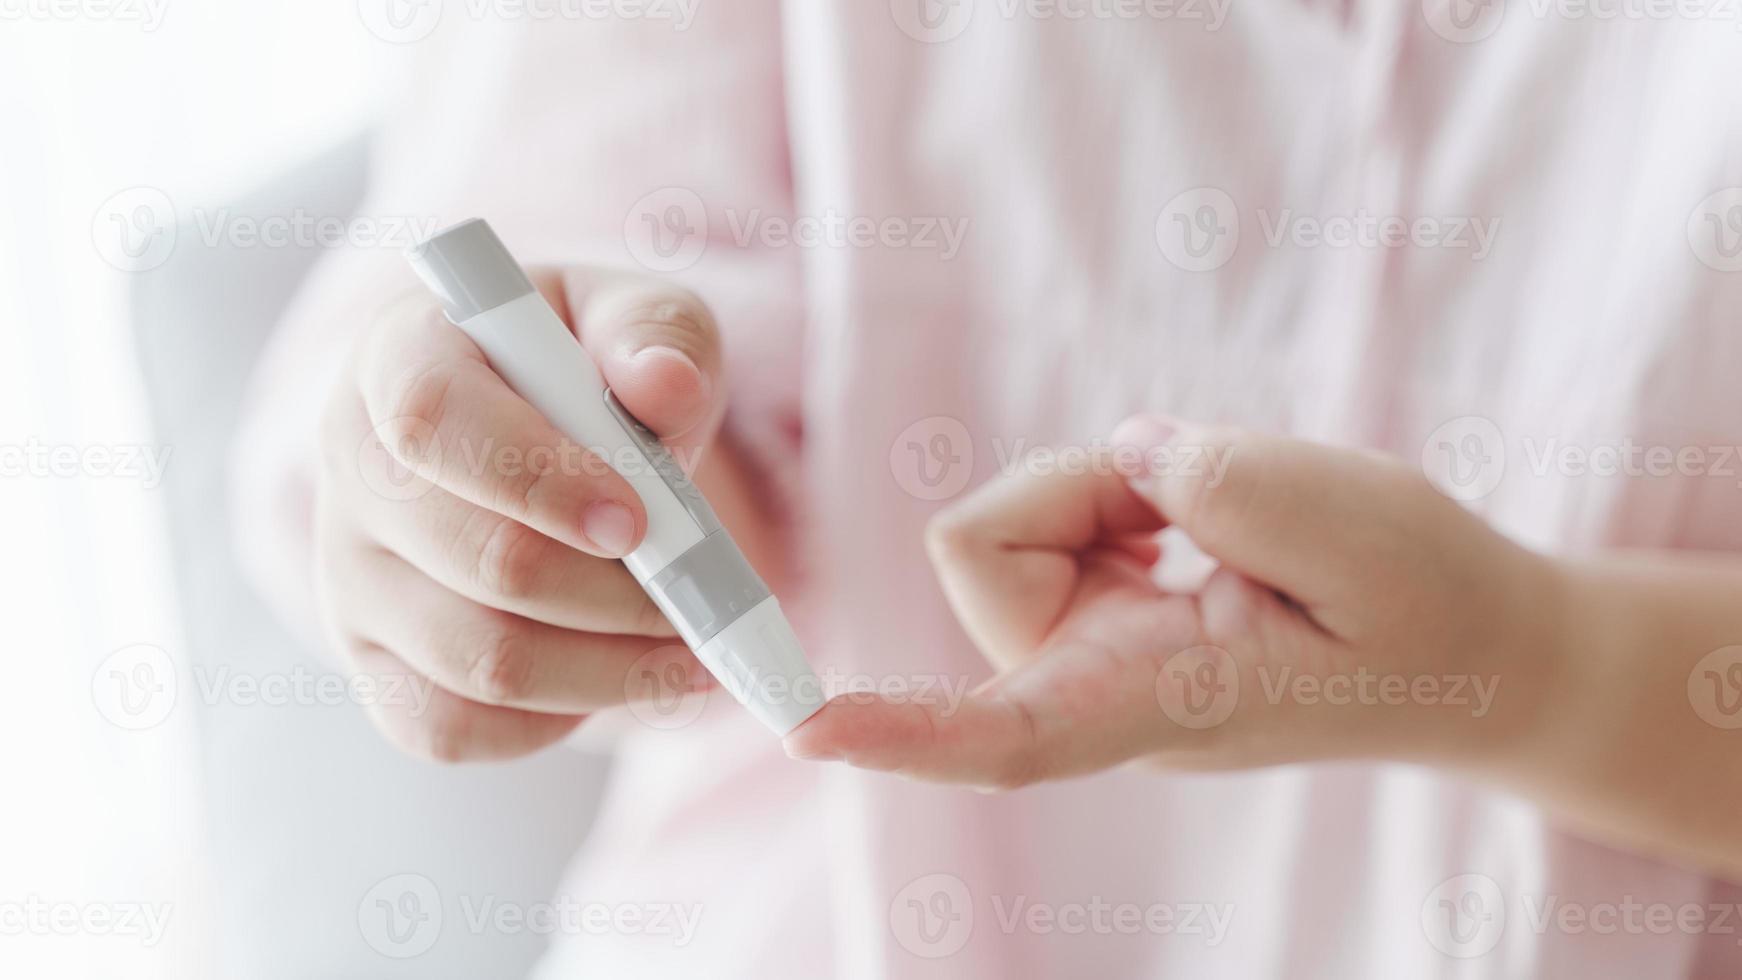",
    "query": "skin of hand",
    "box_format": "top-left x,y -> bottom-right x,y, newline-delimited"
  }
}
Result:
785,414 -> 1742,878
314,266 -> 753,763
